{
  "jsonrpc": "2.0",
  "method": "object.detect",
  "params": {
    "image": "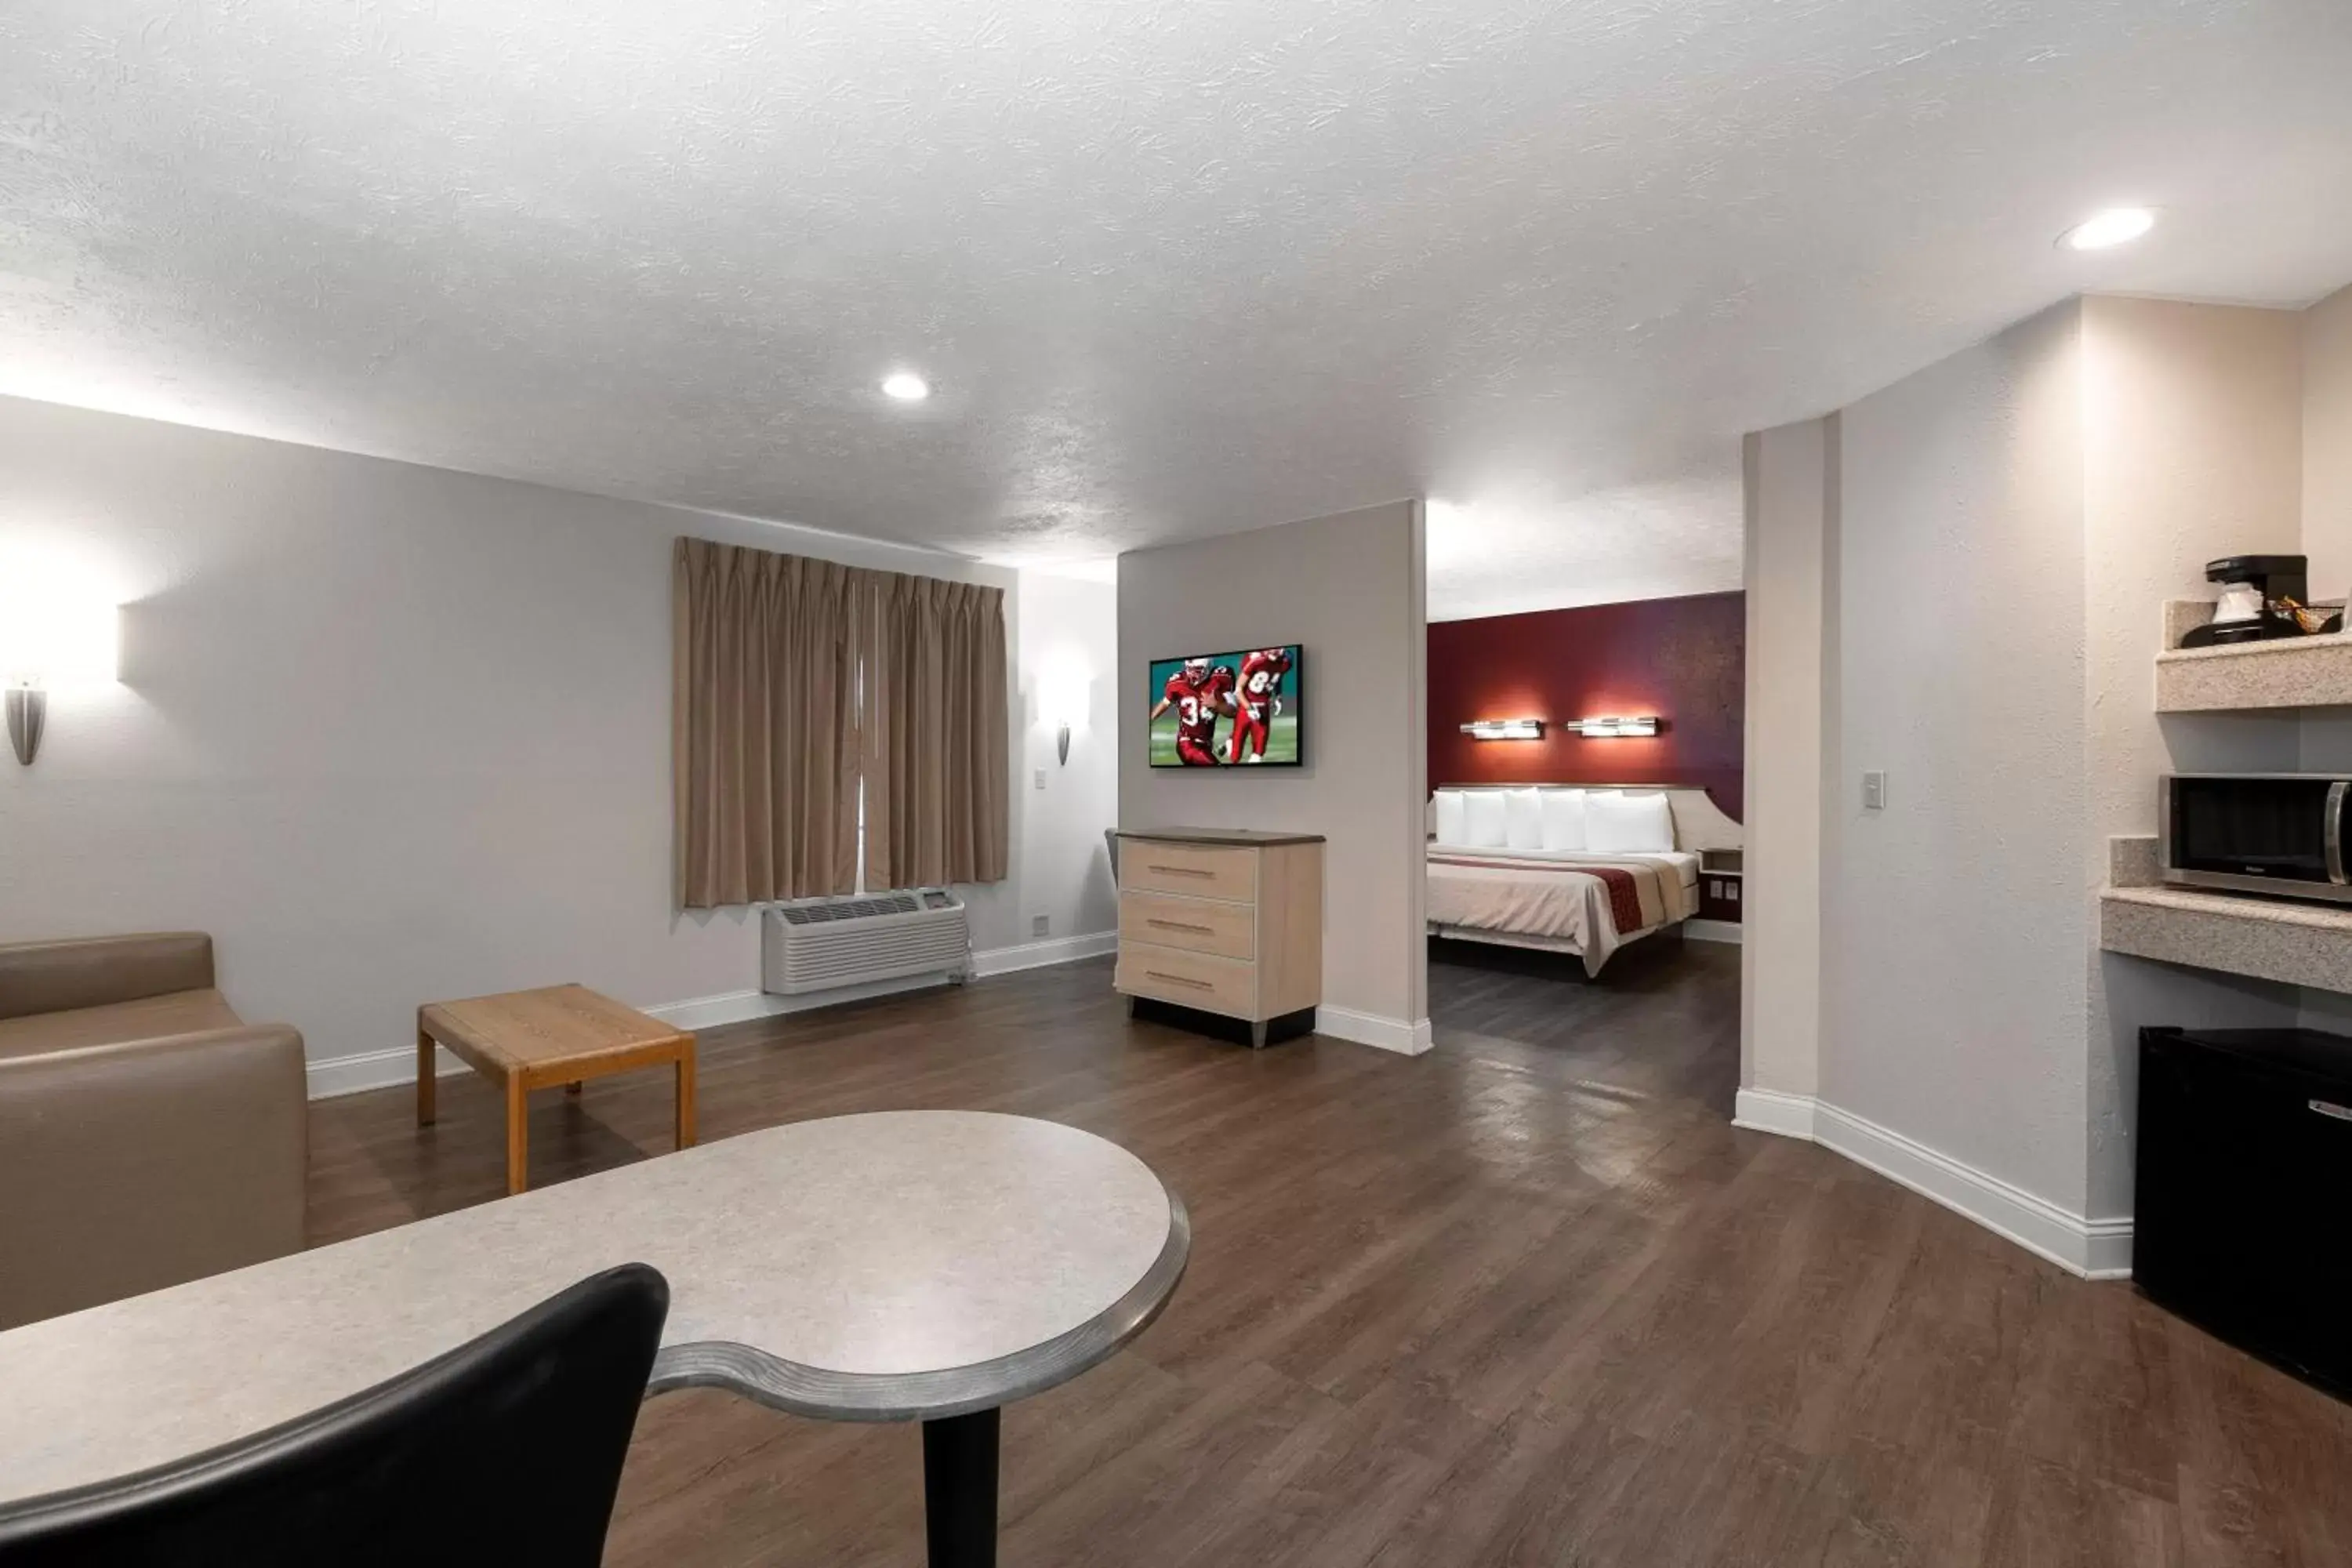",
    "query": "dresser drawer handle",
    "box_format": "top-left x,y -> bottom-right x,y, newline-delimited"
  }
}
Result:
1149,864 -> 1216,878
1145,971 -> 1214,989
1147,918 -> 1214,934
